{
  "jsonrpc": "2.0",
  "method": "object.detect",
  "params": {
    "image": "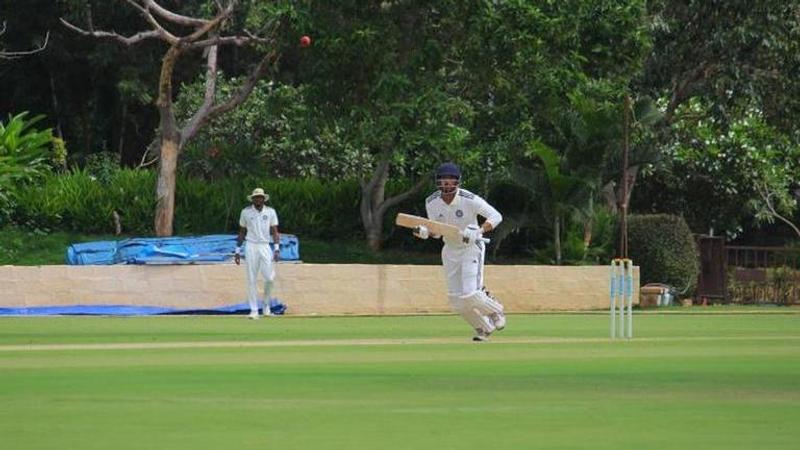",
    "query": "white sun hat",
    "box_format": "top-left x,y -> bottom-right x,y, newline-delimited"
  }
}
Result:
247,188 -> 269,201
